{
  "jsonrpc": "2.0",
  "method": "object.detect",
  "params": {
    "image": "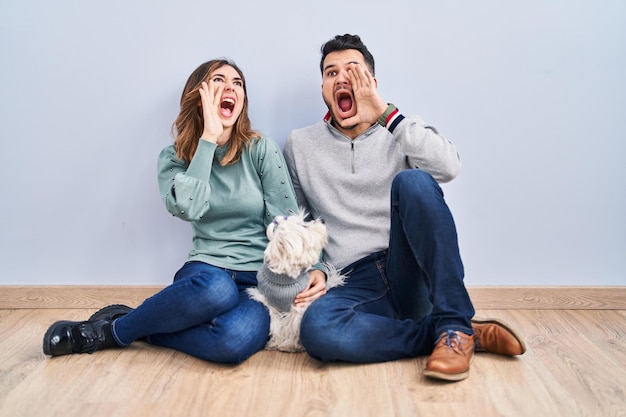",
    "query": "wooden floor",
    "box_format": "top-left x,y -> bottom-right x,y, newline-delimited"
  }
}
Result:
1,306 -> 625,417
